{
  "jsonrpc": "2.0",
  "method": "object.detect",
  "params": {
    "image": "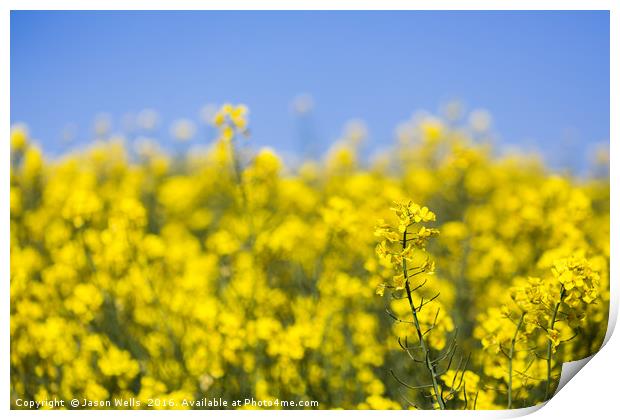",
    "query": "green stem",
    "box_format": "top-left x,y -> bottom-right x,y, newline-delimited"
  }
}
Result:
544,286 -> 565,400
228,133 -> 249,209
227,132 -> 255,246
507,312 -> 525,409
402,228 -> 445,410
